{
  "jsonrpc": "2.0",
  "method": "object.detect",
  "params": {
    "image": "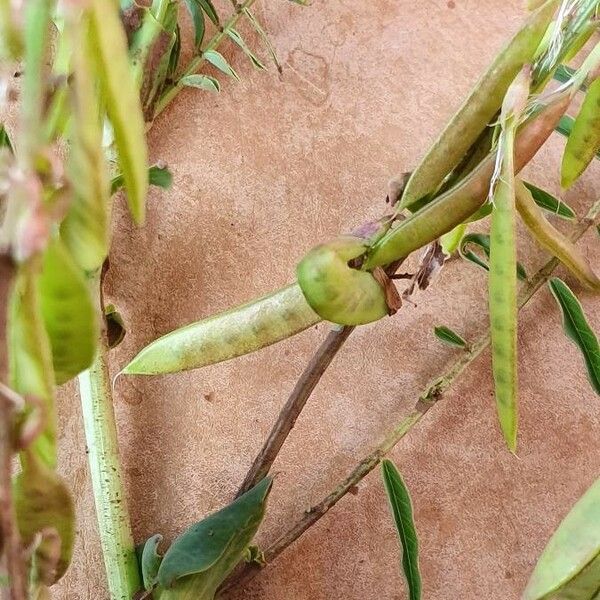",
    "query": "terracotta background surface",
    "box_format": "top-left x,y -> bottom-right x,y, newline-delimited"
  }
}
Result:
53,0 -> 599,598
